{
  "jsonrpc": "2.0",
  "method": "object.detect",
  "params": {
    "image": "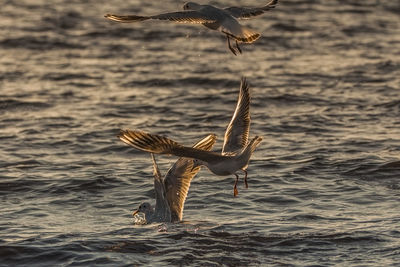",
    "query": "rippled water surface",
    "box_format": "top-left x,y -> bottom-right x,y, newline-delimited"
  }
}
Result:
1,0 -> 400,266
